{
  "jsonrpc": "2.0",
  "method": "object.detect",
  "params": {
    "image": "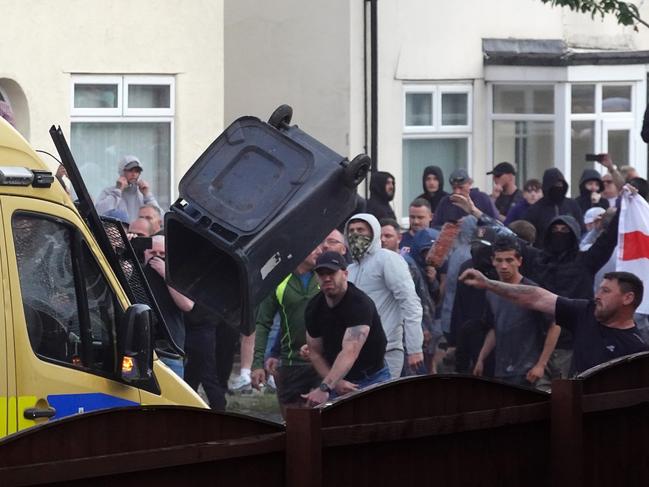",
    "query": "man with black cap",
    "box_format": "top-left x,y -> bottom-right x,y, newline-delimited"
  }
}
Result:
488,162 -> 523,221
432,168 -> 498,227
96,154 -> 161,222
302,251 -> 389,406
